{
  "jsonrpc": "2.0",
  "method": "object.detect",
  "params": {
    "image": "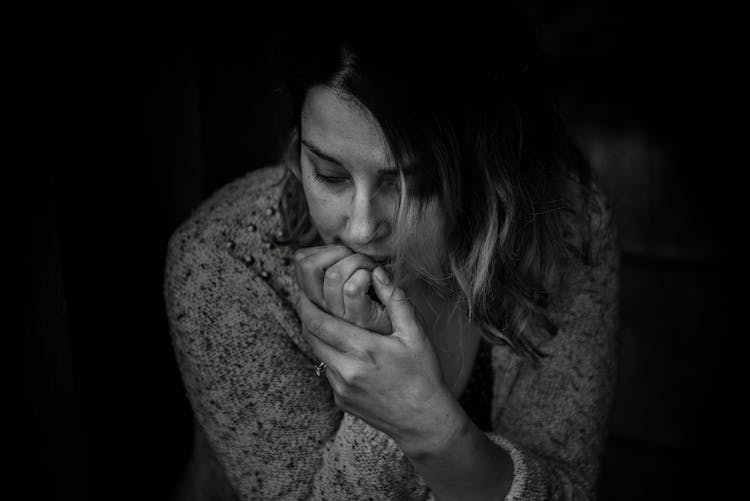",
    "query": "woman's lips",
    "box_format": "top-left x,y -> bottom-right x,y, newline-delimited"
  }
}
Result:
343,246 -> 391,267
351,250 -> 390,264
